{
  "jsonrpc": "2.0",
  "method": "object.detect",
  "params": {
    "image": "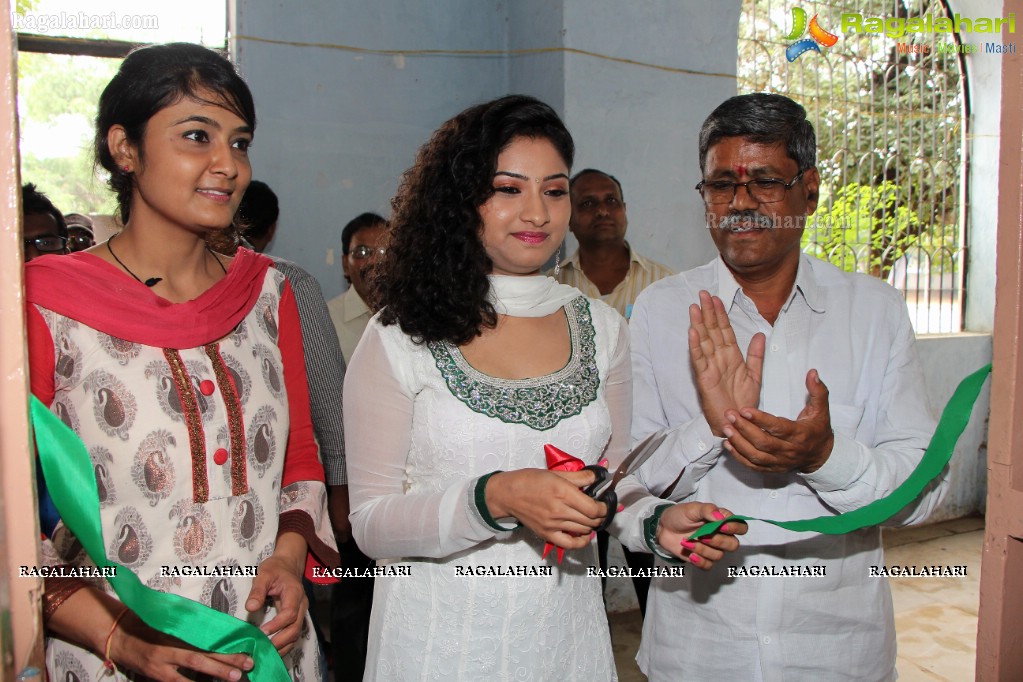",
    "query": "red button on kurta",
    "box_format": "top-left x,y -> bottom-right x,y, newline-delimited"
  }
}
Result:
213,448 -> 229,465
199,380 -> 216,396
